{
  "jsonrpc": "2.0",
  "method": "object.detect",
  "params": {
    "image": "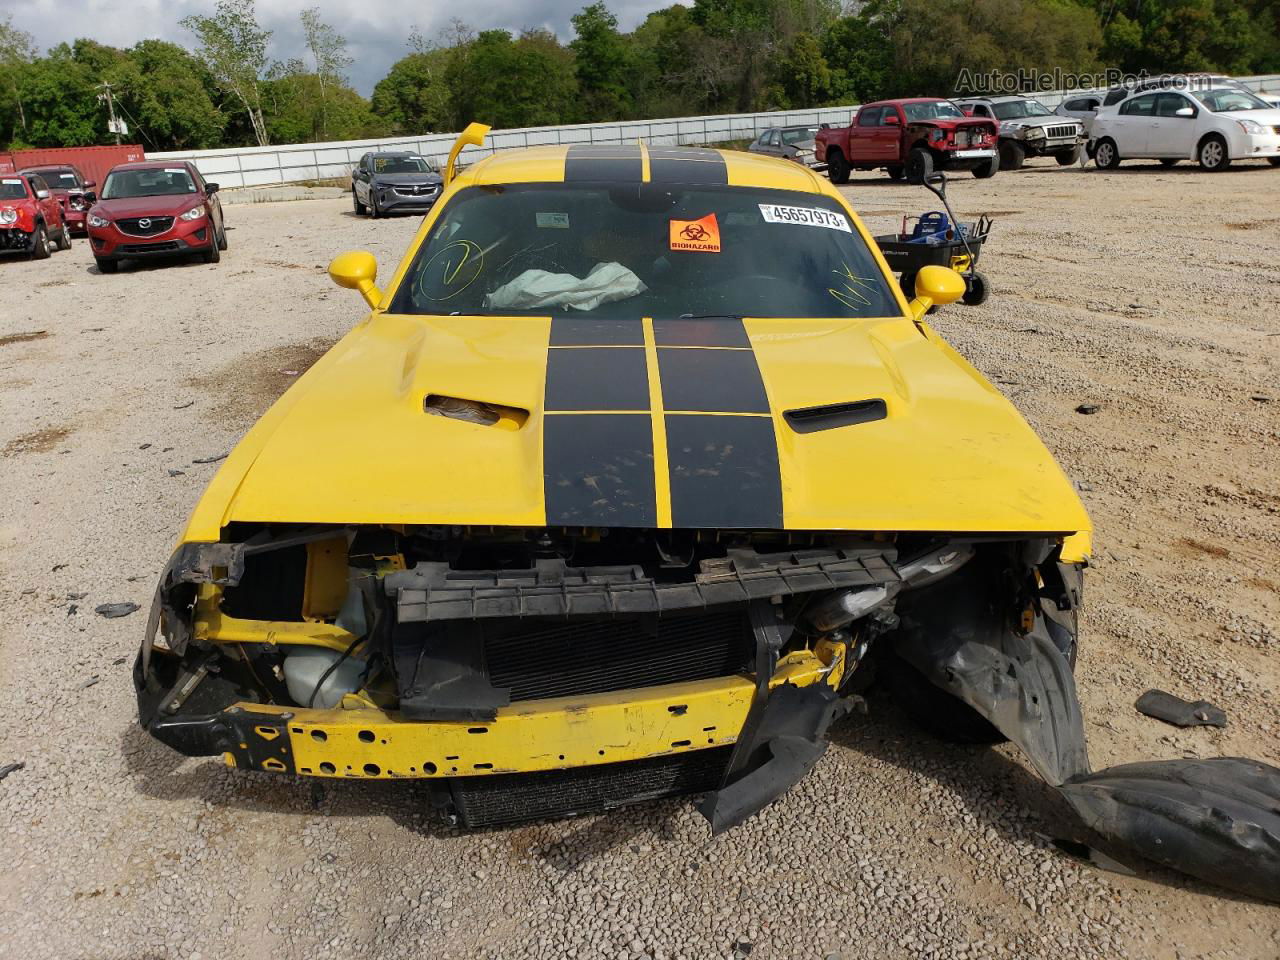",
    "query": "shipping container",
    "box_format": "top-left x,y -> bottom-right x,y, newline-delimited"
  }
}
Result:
0,145 -> 145,190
